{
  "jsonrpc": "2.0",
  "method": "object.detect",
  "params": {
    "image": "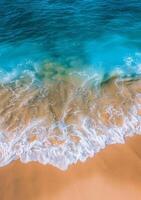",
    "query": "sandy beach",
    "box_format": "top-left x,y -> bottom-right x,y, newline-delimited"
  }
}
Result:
0,69 -> 140,200
0,135 -> 141,200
